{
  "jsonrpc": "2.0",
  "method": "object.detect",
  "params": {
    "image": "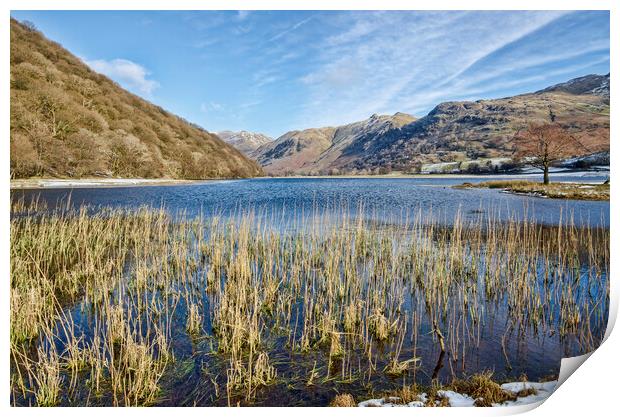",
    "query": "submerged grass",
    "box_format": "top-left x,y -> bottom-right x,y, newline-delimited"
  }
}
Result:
9,198 -> 609,406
